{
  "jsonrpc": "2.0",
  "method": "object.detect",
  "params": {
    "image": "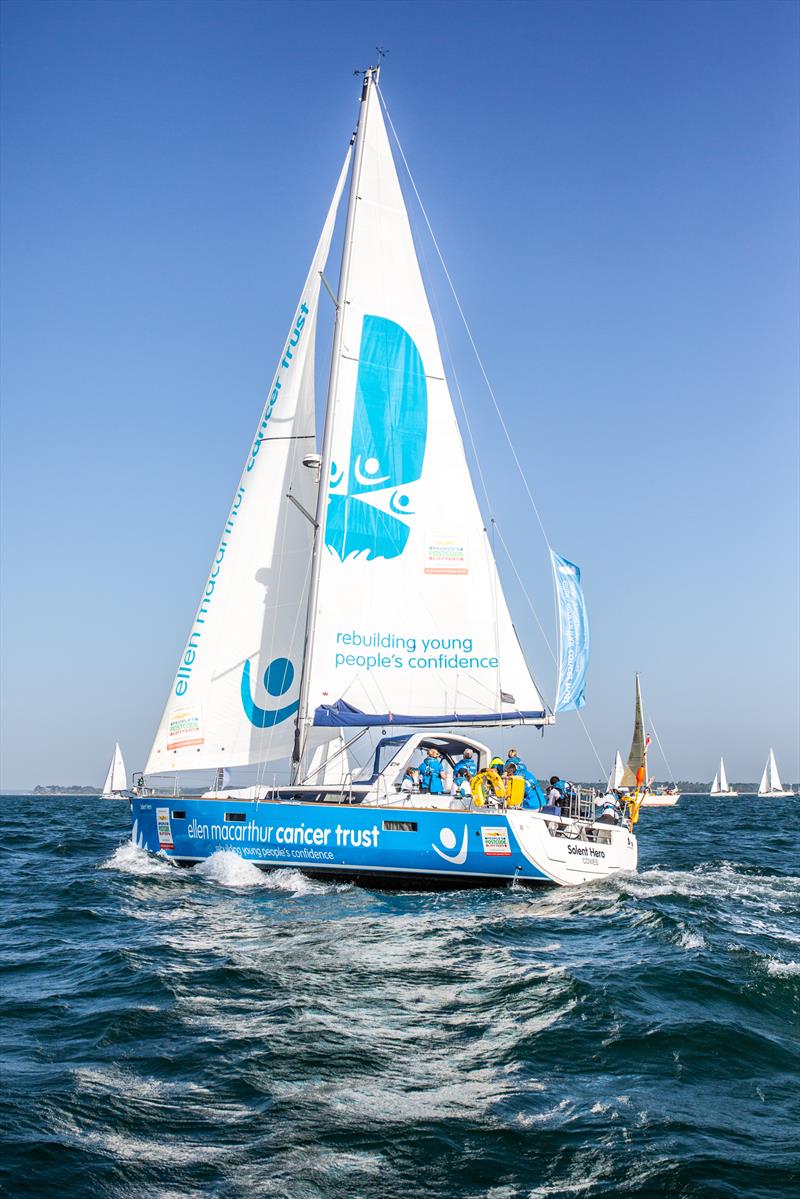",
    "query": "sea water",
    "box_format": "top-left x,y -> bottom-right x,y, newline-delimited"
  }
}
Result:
0,795 -> 797,1198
